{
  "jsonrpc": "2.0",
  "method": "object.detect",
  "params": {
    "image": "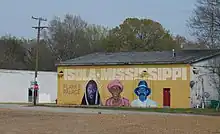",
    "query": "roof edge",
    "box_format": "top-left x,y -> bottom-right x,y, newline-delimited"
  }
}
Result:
56,61 -> 187,66
188,51 -> 220,64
